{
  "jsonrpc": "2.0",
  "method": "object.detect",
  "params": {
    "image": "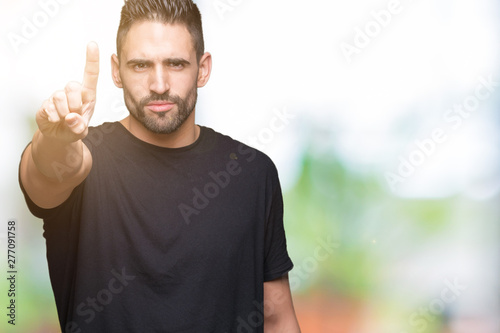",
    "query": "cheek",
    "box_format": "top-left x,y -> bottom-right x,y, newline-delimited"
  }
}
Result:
122,76 -> 149,101
174,71 -> 199,96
